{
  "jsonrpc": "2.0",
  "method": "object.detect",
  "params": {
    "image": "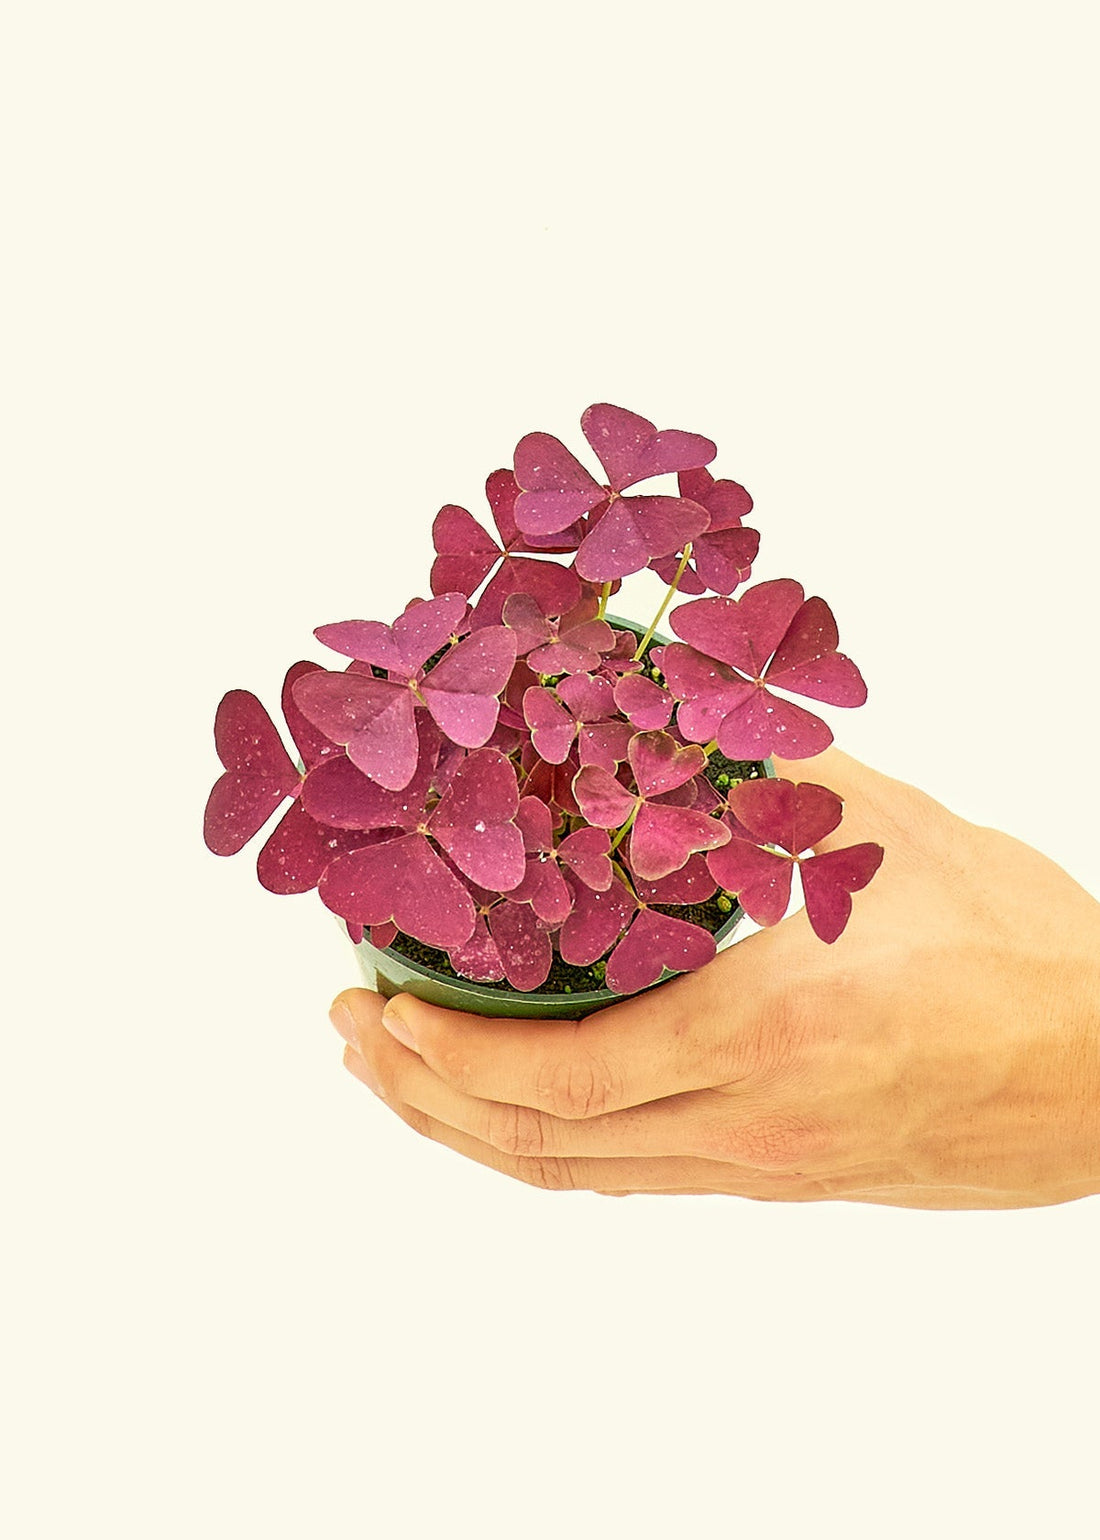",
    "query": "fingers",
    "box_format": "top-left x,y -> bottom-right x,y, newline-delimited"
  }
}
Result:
340,1040 -> 843,1199
337,988 -> 835,1164
332,933 -> 793,1119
